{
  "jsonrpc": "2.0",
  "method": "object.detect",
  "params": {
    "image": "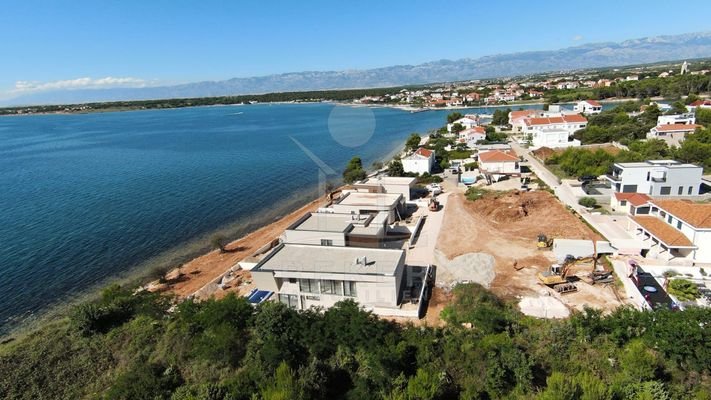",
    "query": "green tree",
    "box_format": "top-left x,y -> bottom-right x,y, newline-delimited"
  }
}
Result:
387,159 -> 405,177
447,112 -> 463,124
492,108 -> 511,125
210,234 -> 227,253
406,368 -> 444,400
343,156 -> 367,184
259,362 -> 301,400
406,133 -> 422,151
